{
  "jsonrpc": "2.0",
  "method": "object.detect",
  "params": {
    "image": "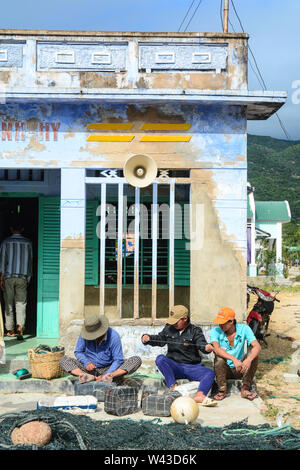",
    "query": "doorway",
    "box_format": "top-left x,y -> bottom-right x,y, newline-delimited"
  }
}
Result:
0,197 -> 39,336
